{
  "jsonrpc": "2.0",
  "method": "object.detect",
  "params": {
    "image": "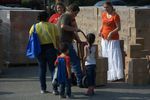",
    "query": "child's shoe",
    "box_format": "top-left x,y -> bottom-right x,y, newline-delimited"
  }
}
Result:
40,90 -> 50,94
91,87 -> 95,95
52,91 -> 59,95
85,89 -> 92,96
66,95 -> 73,99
